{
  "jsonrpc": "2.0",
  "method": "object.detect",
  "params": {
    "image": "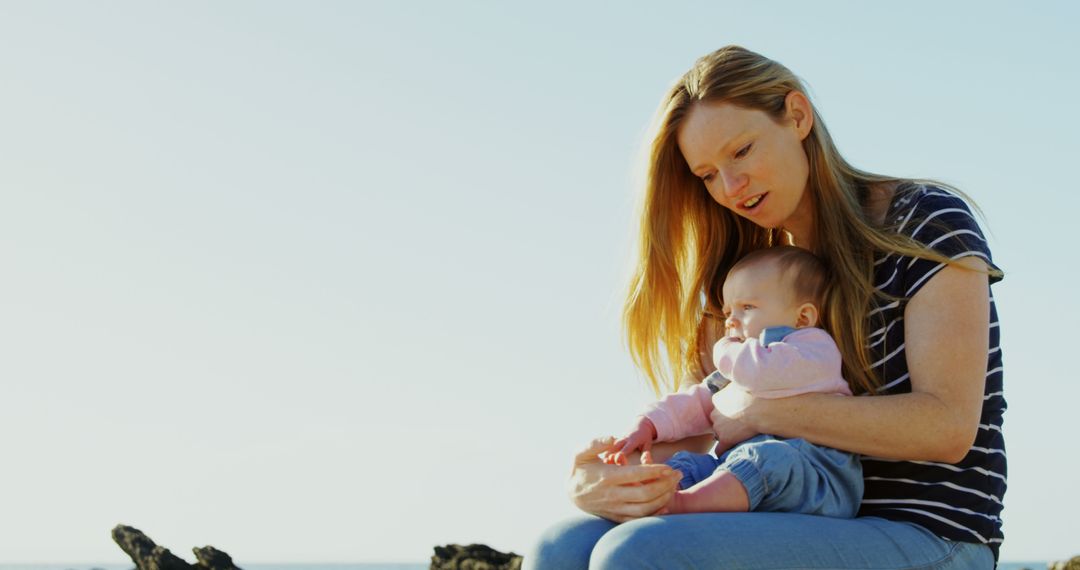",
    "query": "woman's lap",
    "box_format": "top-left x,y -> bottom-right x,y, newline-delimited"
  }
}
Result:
524,513 -> 994,570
